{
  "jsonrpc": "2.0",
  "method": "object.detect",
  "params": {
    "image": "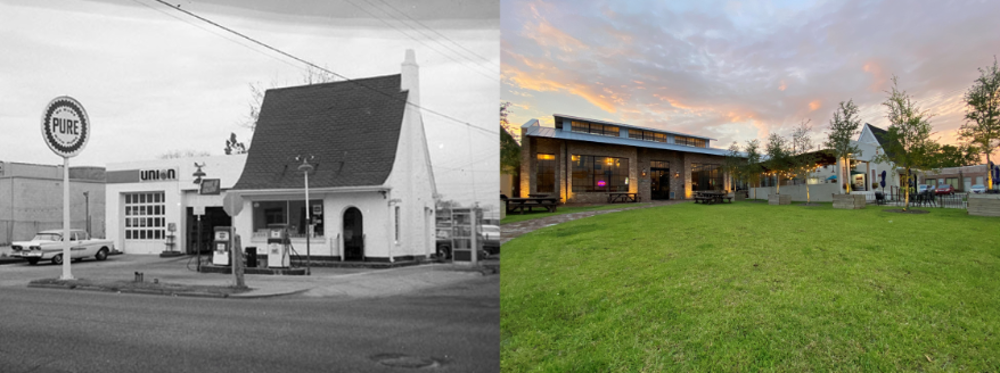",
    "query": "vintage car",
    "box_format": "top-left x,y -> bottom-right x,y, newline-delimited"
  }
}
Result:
11,229 -> 115,265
